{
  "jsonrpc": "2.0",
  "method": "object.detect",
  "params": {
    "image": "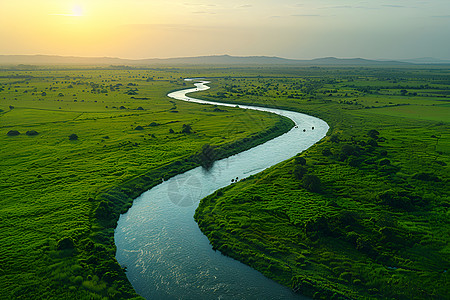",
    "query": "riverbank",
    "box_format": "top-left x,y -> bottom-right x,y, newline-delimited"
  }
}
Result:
85,86 -> 295,298
114,81 -> 327,299
0,71 -> 293,299
193,72 -> 449,299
